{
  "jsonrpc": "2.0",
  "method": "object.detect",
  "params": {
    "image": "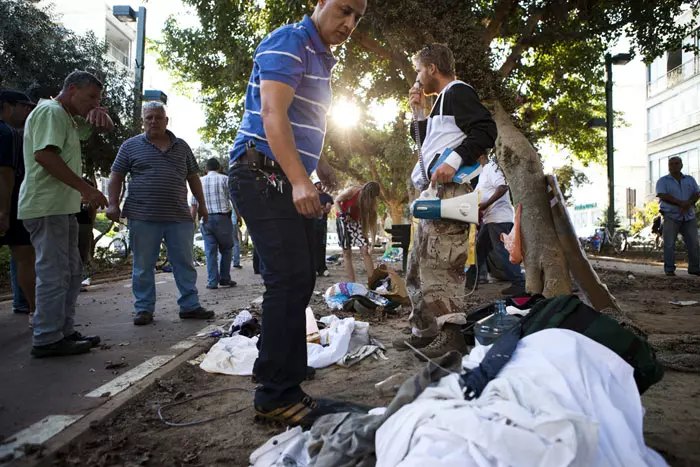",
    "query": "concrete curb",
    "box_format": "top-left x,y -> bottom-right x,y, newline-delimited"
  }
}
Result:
11,339 -> 215,467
